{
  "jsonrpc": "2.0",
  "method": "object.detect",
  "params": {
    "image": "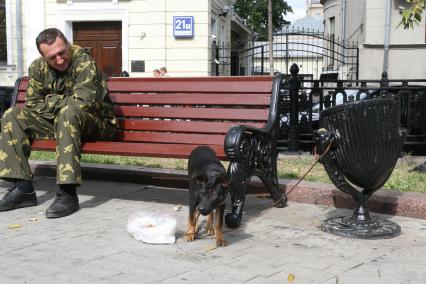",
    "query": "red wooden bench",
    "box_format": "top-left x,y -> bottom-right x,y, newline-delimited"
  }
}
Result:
12,75 -> 286,228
